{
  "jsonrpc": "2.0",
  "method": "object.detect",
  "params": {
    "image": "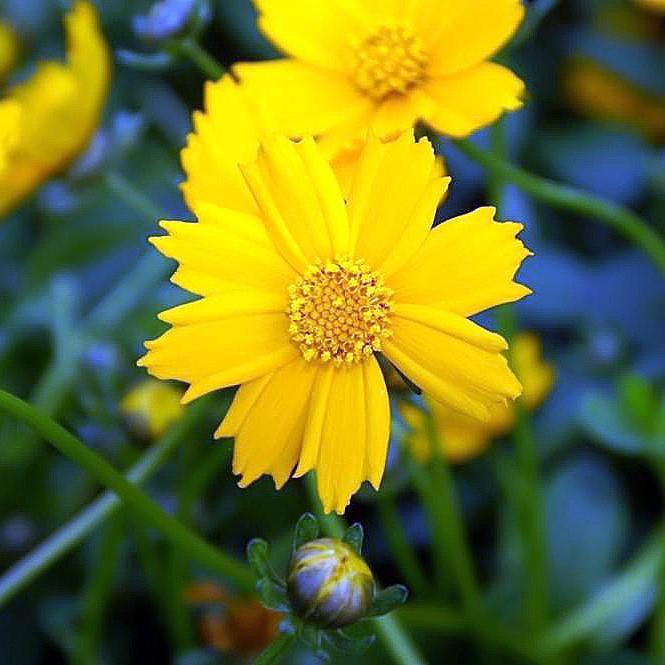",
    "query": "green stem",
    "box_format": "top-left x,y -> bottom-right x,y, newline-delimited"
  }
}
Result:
253,632 -> 297,665
0,390 -> 254,593
72,514 -> 124,665
305,475 -> 428,665
103,172 -> 162,223
454,138 -> 665,275
0,399 -> 209,606
171,38 -> 225,80
542,526 -> 665,652
377,495 -> 428,598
